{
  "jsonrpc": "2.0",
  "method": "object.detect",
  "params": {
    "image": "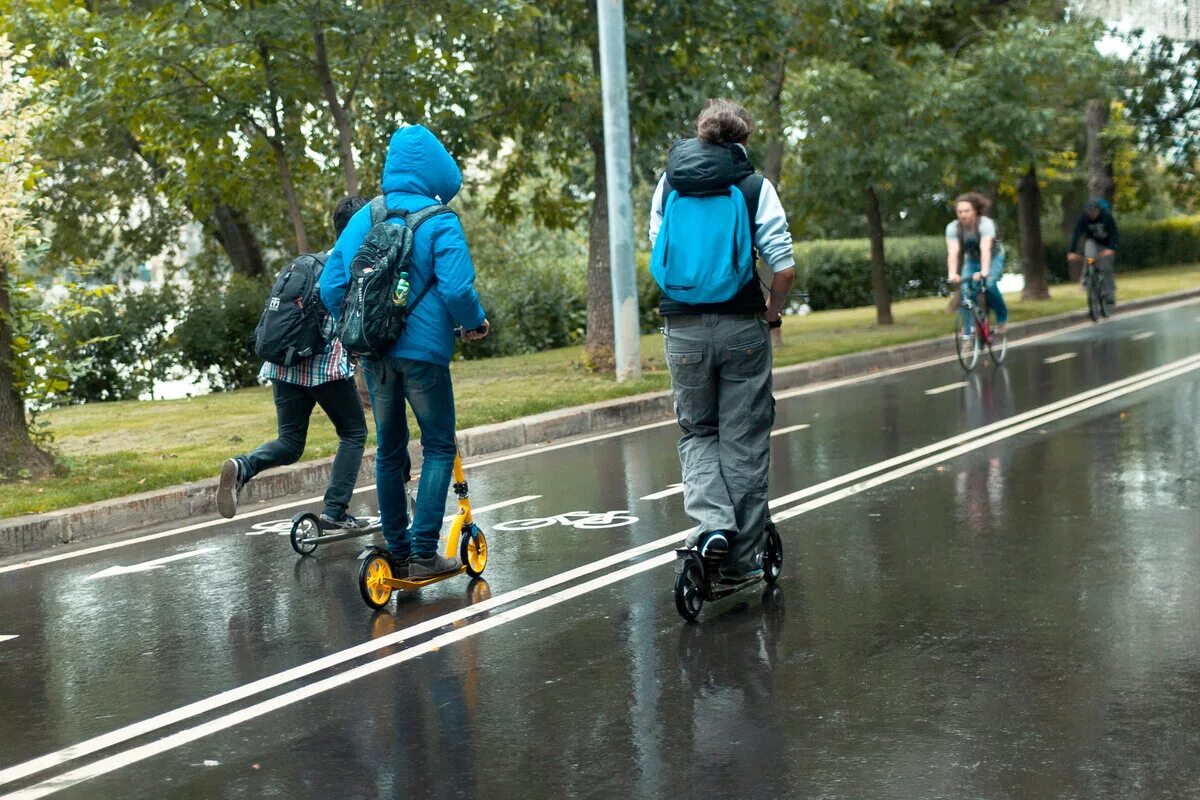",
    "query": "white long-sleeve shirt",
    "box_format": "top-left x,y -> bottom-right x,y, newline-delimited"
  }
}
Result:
648,172 -> 796,273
